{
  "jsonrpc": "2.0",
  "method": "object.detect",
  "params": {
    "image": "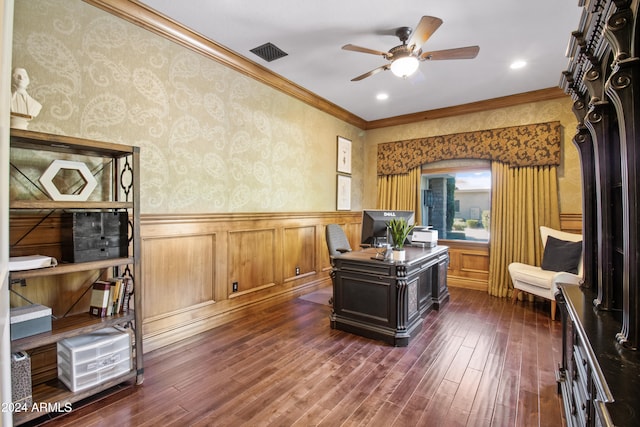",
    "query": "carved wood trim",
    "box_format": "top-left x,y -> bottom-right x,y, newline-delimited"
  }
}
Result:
562,0 -> 640,349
